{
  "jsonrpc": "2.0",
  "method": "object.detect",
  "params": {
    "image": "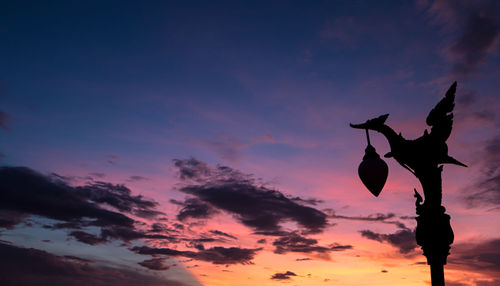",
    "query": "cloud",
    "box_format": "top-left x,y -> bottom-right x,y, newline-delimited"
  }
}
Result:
0,166 -> 168,245
426,0 -> 500,77
127,175 -> 149,182
170,198 -> 218,221
0,241 -> 189,286
130,245 -> 261,265
100,226 -> 177,243
173,158 -> 328,234
290,197 -> 324,206
69,231 -> 107,245
173,158 -> 211,181
0,210 -> 27,229
326,210 -> 409,229
149,222 -> 180,234
455,90 -> 498,126
272,232 -> 352,256
296,258 -> 312,261
466,135 -> 500,207
75,181 -> 162,218
328,211 -> 395,221
360,229 -> 417,254
448,238 -> 500,279
0,167 -> 135,228
208,230 -> 237,240
271,271 -> 297,280
138,258 -> 170,271
253,230 -> 291,236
